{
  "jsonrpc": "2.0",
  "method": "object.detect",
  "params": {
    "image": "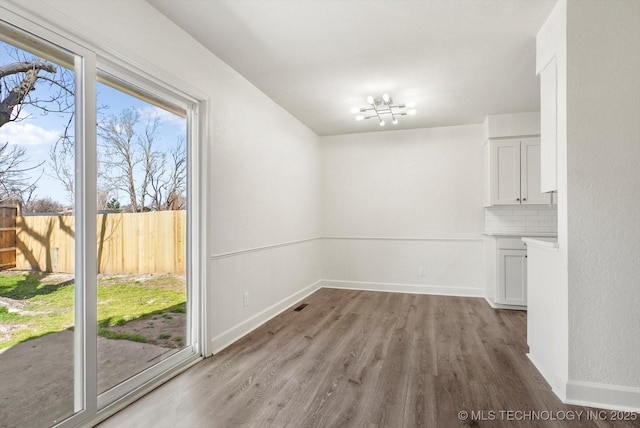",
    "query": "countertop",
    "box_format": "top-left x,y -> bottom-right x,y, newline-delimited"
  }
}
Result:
483,232 -> 557,237
521,236 -> 559,249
